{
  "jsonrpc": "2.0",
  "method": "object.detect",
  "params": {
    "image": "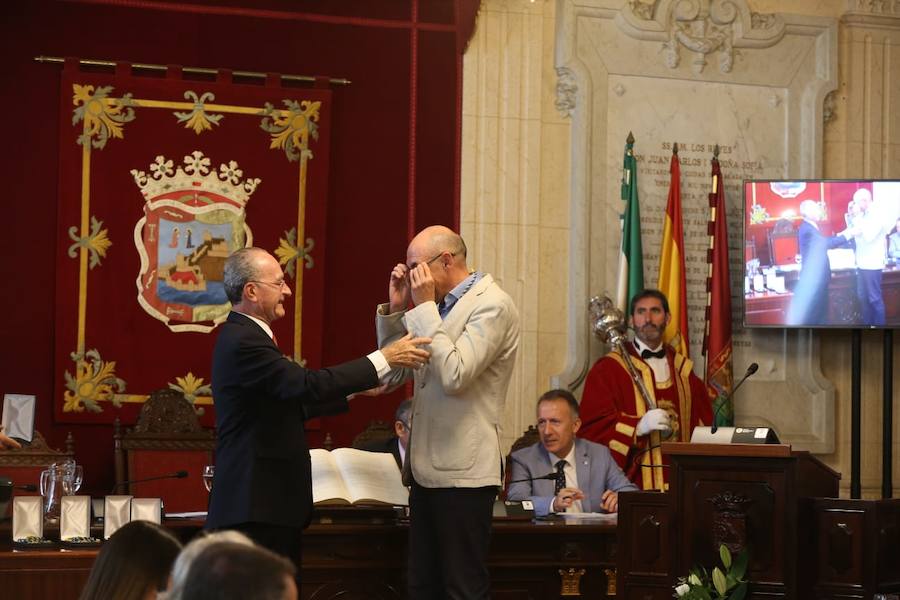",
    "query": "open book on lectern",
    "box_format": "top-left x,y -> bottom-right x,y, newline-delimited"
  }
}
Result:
310,447 -> 409,507
690,426 -> 781,445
